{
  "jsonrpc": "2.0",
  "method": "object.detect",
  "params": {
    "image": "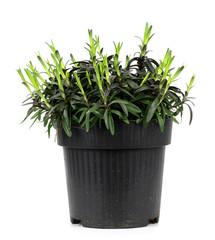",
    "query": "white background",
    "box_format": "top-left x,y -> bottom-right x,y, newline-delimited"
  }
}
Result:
0,0 -> 215,239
